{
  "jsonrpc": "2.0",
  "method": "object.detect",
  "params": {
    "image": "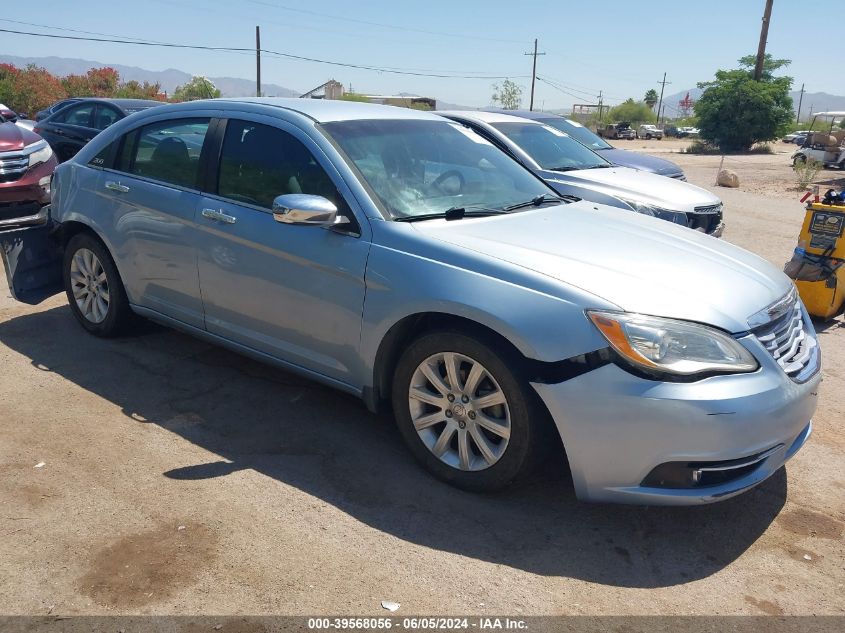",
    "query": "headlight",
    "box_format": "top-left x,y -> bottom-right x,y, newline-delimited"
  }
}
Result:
26,140 -> 53,168
621,199 -> 688,226
587,311 -> 759,377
